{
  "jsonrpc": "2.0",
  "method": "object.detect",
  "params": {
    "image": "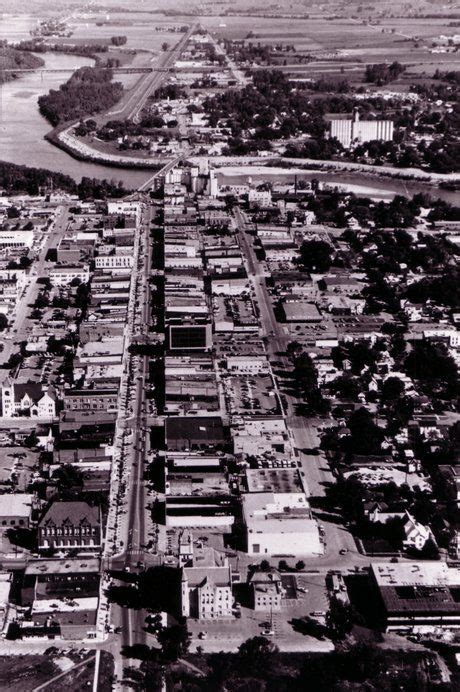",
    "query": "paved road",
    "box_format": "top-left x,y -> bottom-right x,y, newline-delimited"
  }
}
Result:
108,23 -> 198,123
138,154 -> 184,192
0,205 -> 70,381
233,207 -> 356,559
